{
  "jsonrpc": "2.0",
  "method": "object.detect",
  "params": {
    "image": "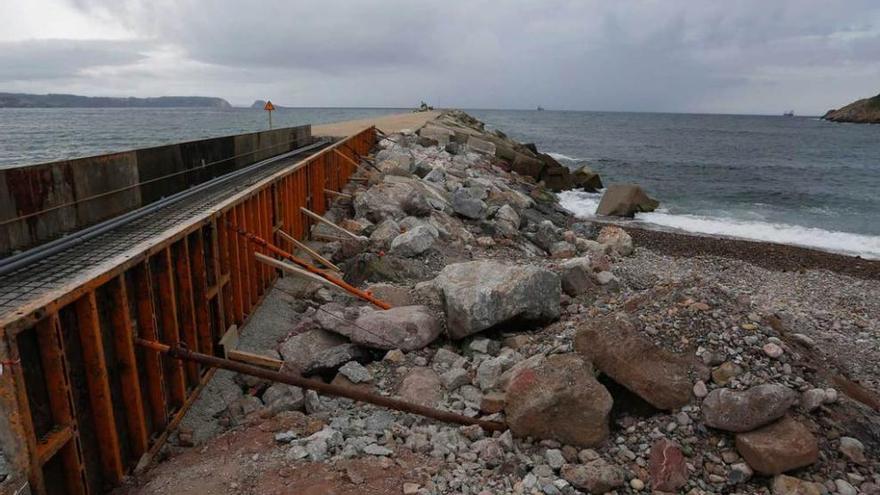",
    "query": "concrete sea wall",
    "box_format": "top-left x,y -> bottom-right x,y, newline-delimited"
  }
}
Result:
0,125 -> 312,256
